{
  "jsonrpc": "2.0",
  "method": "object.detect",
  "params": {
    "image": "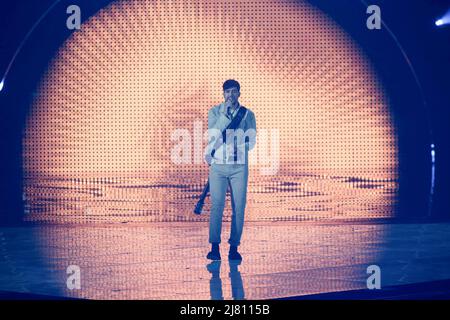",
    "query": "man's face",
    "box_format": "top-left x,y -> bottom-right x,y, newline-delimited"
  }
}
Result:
223,87 -> 240,104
